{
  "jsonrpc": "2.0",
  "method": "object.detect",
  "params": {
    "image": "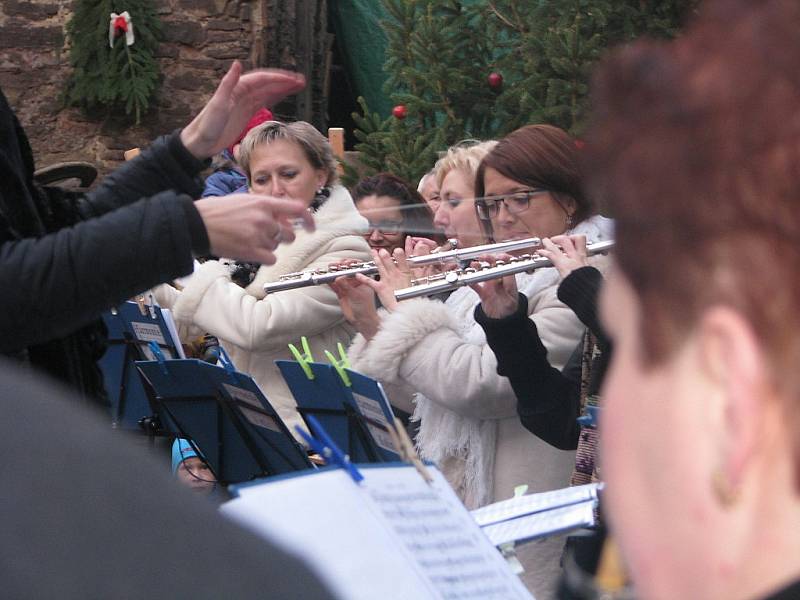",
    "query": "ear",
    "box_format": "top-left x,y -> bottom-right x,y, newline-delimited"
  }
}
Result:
315,169 -> 328,190
553,191 -> 577,215
696,306 -> 768,494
